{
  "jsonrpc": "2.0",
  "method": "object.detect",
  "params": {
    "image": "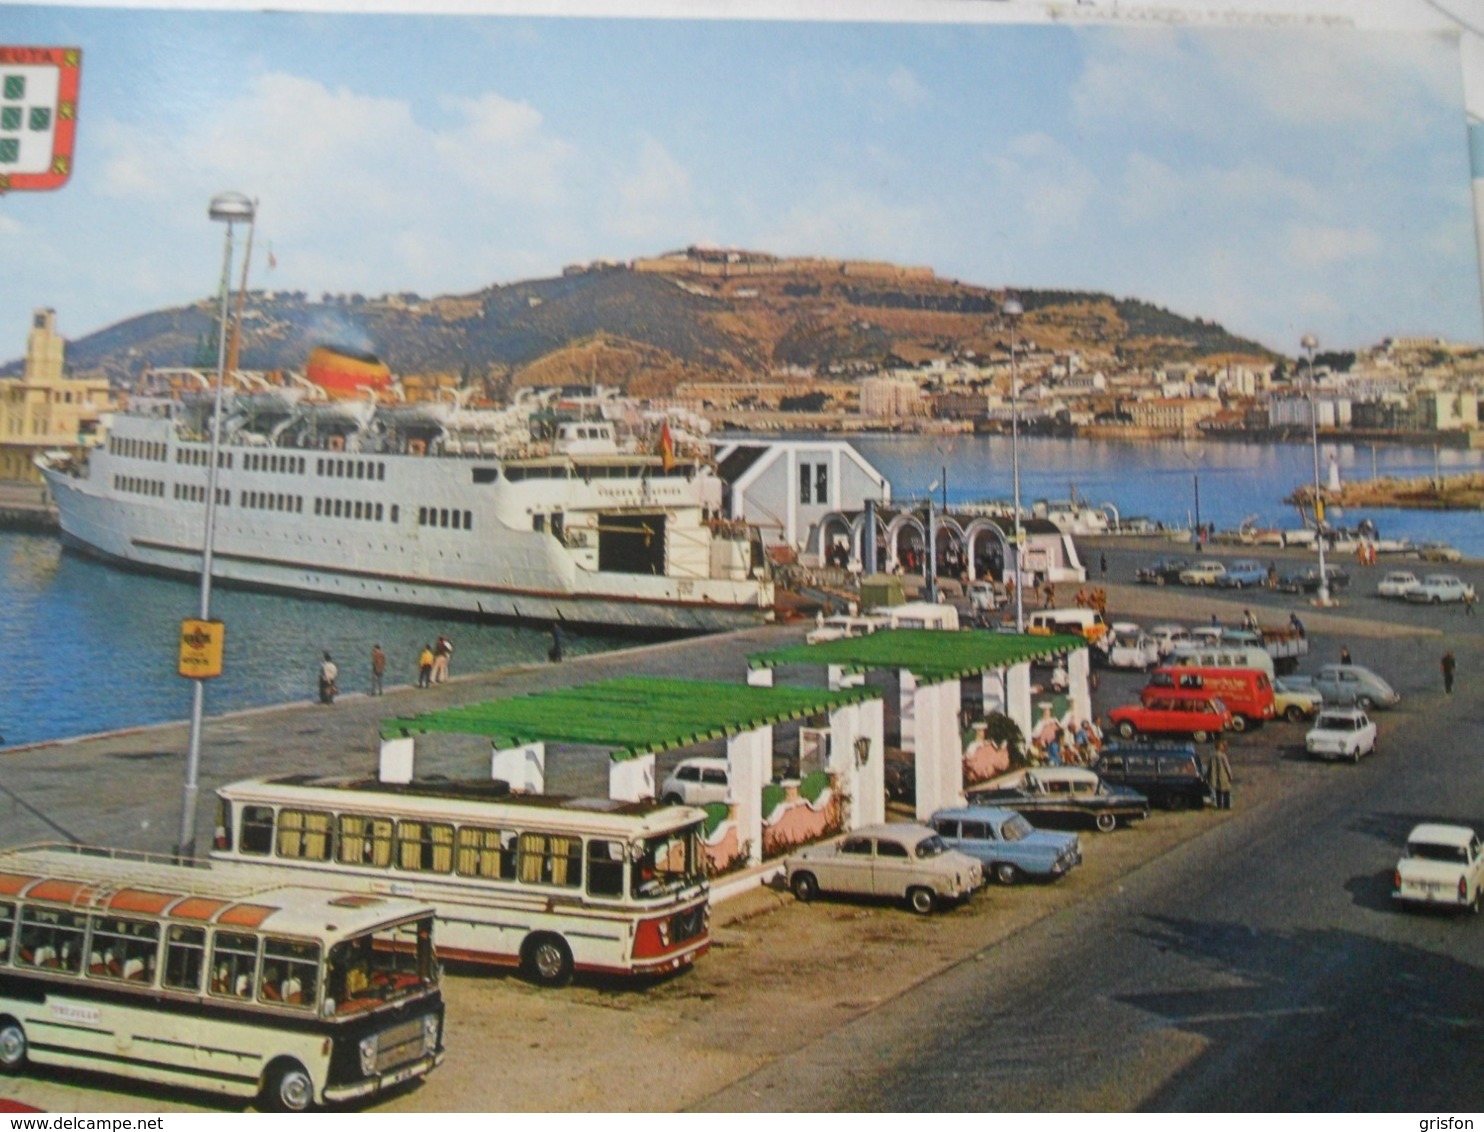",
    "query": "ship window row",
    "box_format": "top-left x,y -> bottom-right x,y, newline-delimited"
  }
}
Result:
242,807 -> 591,892
176,447 -> 233,469
243,491 -> 304,514
110,437 -> 167,462
173,484 -> 231,506
114,475 -> 165,498
313,497 -> 395,523
316,457 -> 386,482
418,506 -> 473,530
244,453 -> 307,475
